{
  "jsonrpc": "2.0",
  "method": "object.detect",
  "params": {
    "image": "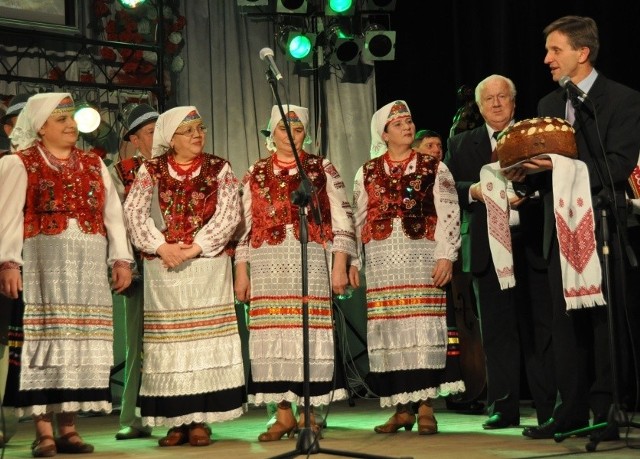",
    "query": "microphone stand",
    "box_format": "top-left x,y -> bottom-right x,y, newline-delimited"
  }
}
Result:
263,68 -> 409,459
552,92 -> 640,451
